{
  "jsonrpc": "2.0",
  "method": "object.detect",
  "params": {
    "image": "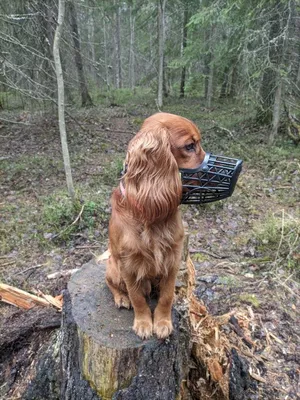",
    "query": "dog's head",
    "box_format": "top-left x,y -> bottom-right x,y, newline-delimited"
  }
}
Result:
123,113 -> 205,223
